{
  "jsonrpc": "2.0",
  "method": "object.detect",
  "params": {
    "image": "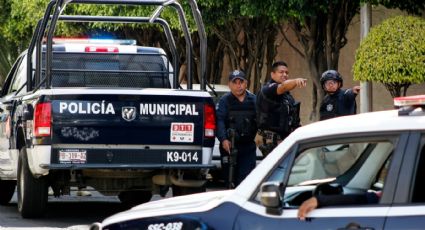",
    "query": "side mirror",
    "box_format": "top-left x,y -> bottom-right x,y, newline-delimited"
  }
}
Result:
260,181 -> 283,215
